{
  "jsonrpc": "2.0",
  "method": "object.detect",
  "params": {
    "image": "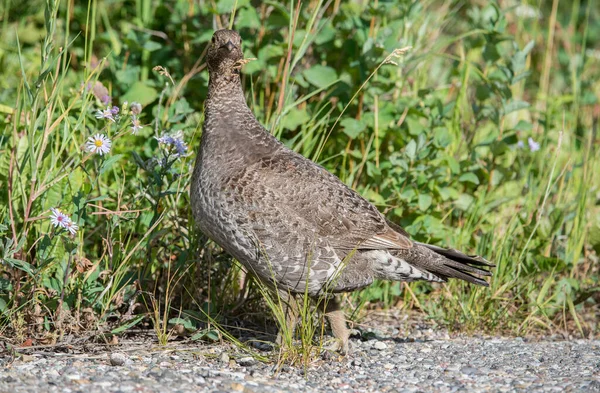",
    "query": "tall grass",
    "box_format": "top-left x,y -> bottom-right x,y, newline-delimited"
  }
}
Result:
0,0 -> 598,353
